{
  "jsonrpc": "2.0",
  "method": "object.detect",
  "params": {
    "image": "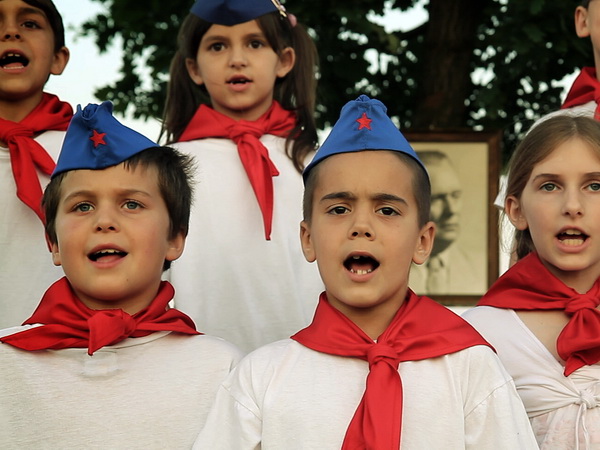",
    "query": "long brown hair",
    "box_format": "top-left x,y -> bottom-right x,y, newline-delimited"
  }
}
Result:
161,10 -> 319,173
